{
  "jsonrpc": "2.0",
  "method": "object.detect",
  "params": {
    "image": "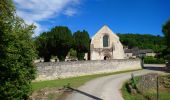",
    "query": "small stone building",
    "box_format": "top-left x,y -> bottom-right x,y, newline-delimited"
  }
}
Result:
90,25 -> 125,60
124,47 -> 156,58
